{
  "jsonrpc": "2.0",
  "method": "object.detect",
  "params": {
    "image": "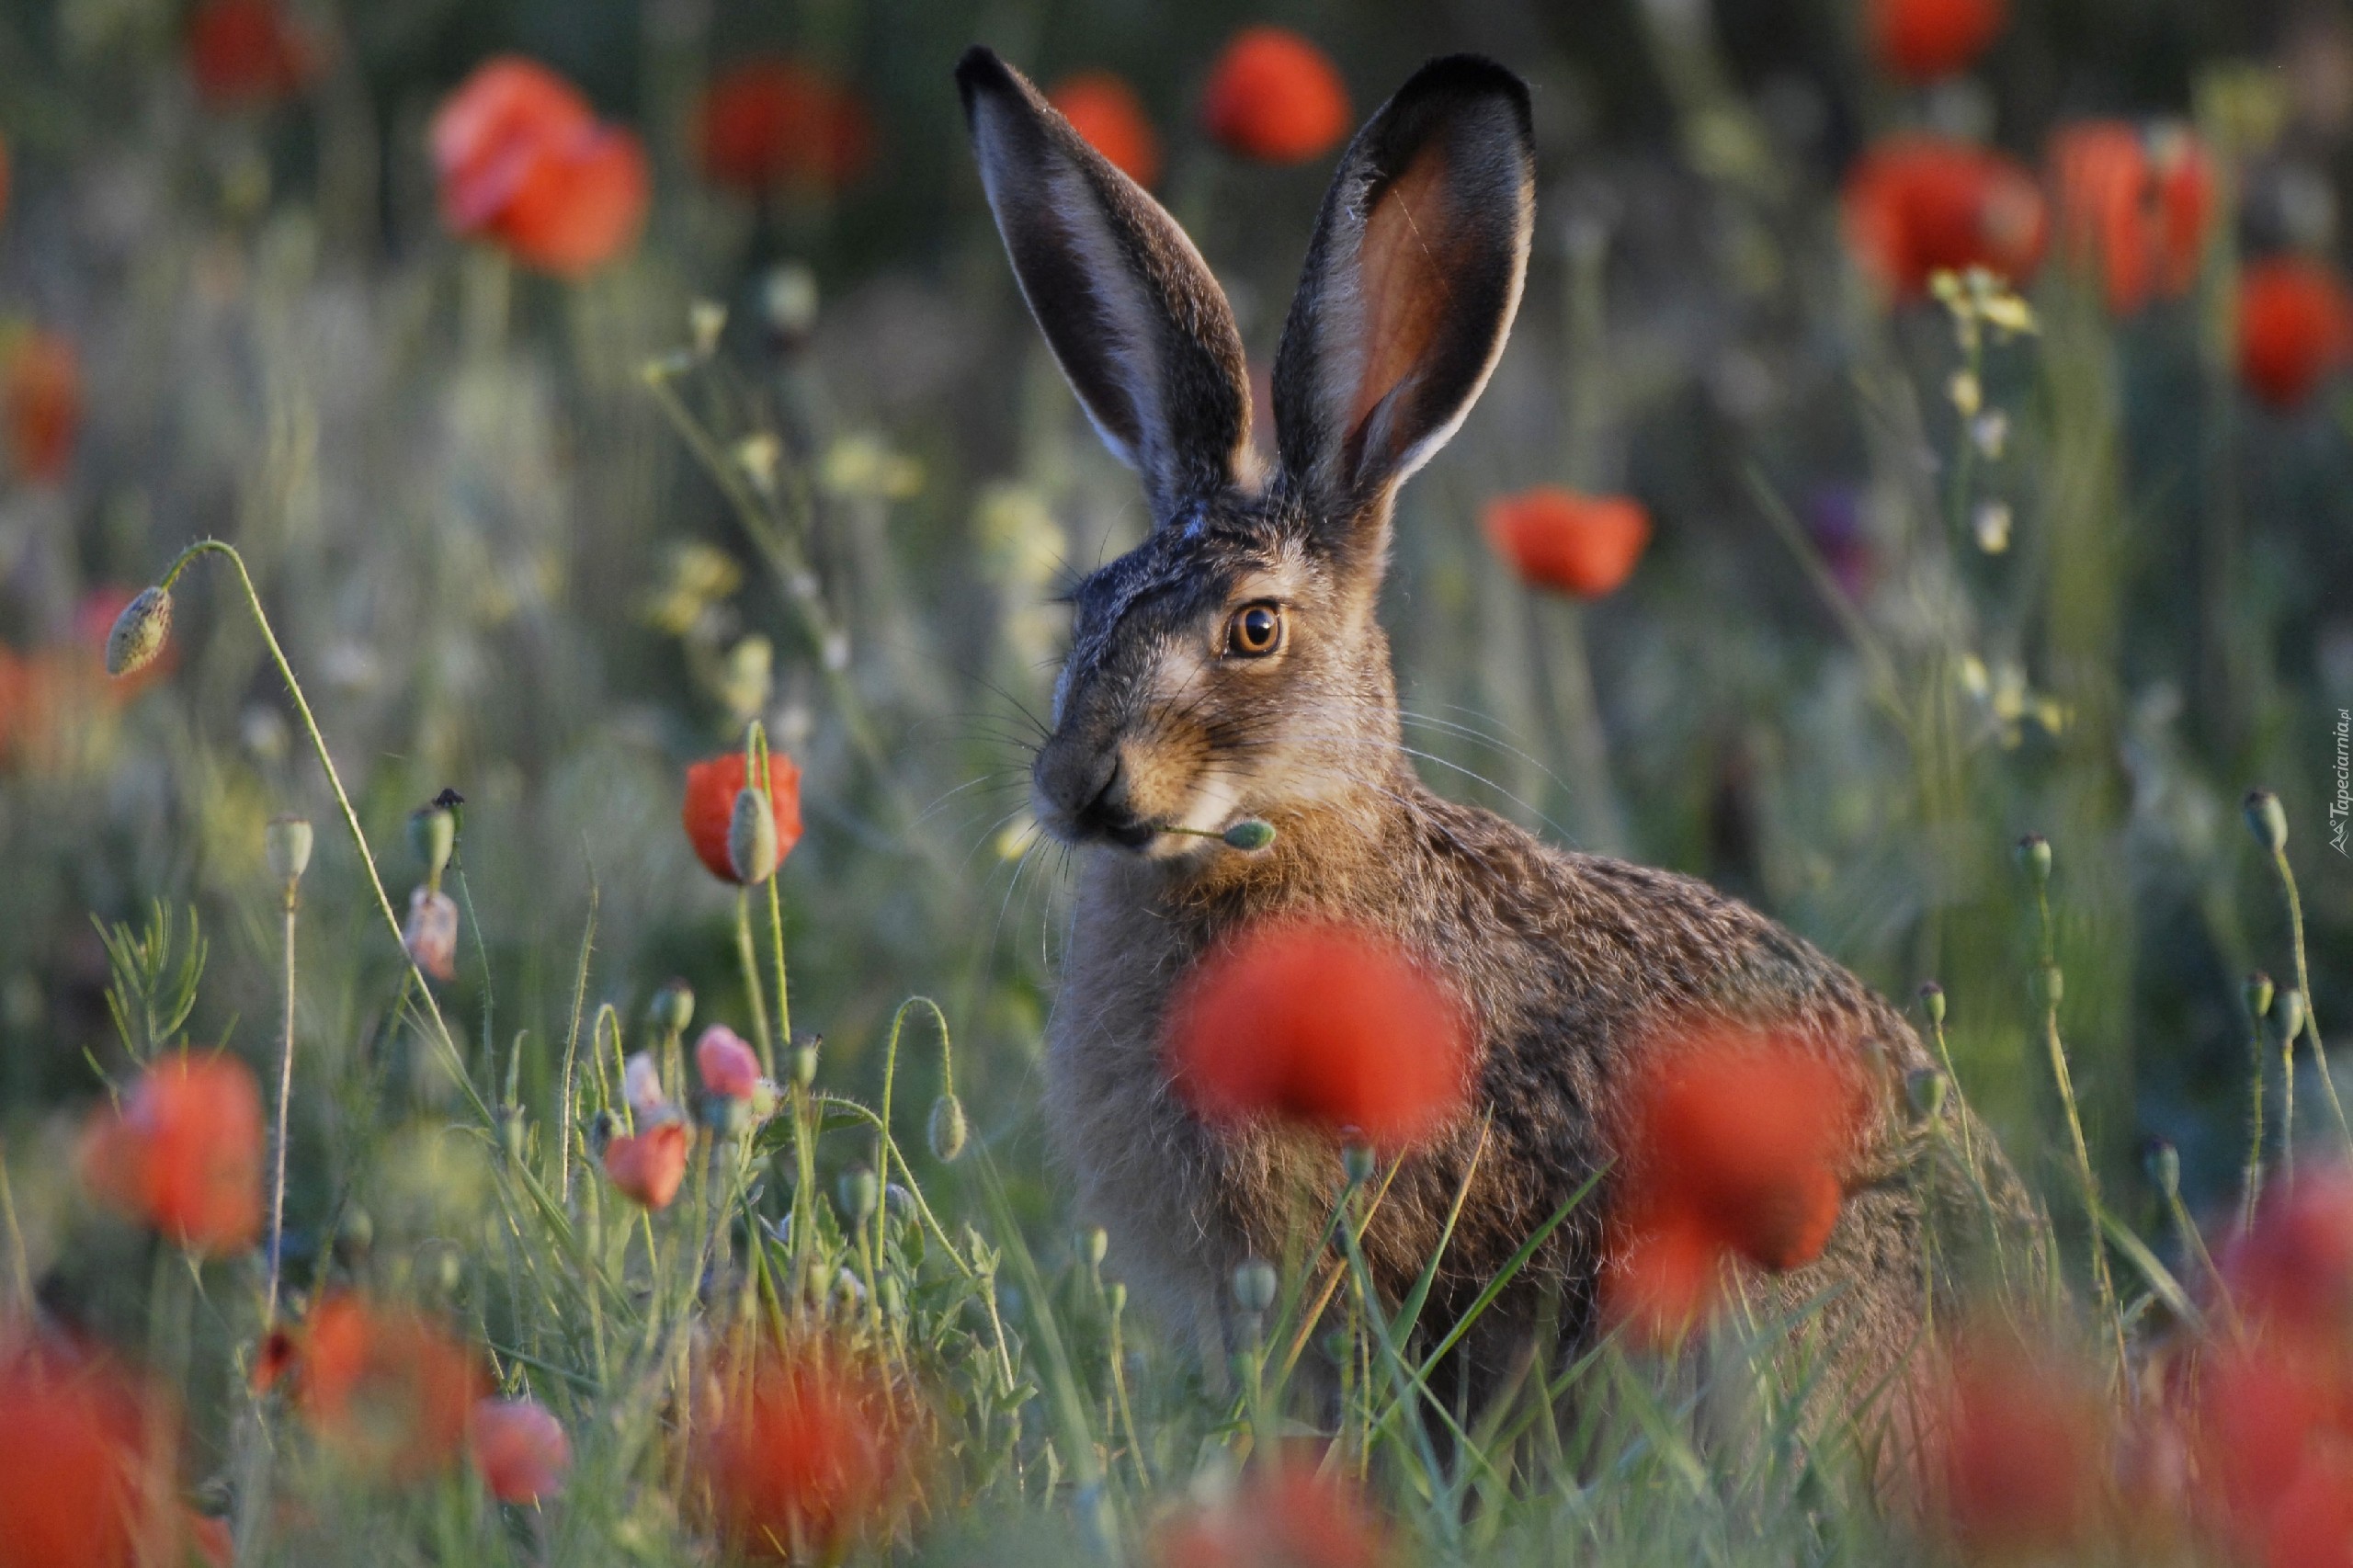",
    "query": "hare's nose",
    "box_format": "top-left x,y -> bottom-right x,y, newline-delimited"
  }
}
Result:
1073,758 -> 1154,849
